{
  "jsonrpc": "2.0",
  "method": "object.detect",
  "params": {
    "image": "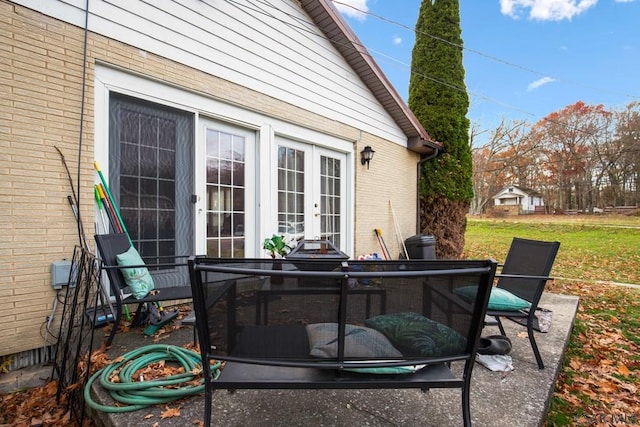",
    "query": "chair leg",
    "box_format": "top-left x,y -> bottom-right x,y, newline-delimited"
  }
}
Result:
192,325 -> 198,345
130,303 -> 146,327
461,375 -> 472,427
497,316 -> 544,368
495,317 -> 507,336
204,382 -> 212,426
527,326 -> 544,369
105,302 -> 122,347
